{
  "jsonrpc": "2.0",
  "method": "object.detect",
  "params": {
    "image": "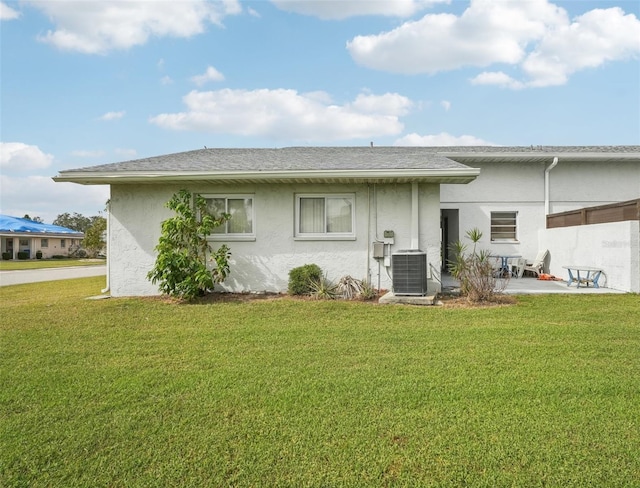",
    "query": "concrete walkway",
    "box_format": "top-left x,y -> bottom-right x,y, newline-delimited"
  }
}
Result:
0,265 -> 106,287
